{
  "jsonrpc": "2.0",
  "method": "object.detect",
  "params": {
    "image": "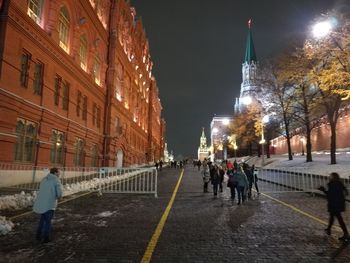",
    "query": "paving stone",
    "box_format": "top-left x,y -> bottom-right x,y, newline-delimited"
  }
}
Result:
0,166 -> 349,262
